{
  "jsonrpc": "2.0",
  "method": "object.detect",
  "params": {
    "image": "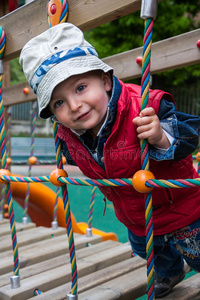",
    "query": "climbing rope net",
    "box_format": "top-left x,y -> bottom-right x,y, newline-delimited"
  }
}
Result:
0,1 -> 200,299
